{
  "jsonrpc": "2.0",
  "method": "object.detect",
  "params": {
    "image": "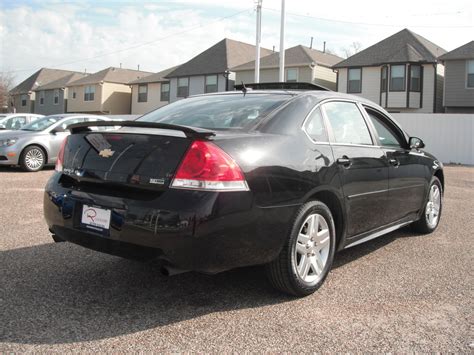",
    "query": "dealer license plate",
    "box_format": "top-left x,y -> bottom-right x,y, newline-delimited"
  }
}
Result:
81,204 -> 111,232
